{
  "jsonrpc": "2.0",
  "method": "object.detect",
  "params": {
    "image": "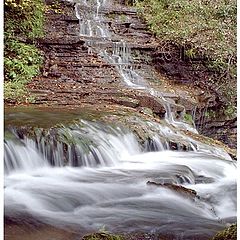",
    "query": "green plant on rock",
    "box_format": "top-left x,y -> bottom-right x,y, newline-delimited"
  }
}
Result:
82,225 -> 124,240
185,48 -> 196,59
204,110 -> 216,119
135,0 -> 236,118
4,40 -> 43,101
183,113 -> 194,124
120,14 -> 127,22
82,233 -> 124,240
45,1 -> 64,15
223,105 -> 236,118
4,0 -> 44,103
